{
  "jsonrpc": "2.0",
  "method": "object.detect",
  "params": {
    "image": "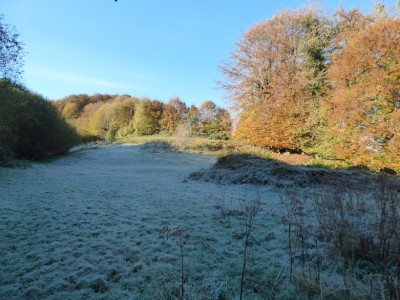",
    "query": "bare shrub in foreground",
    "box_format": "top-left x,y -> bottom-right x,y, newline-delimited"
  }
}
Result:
159,226 -> 190,300
239,193 -> 261,300
281,191 -> 321,297
313,176 -> 400,299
